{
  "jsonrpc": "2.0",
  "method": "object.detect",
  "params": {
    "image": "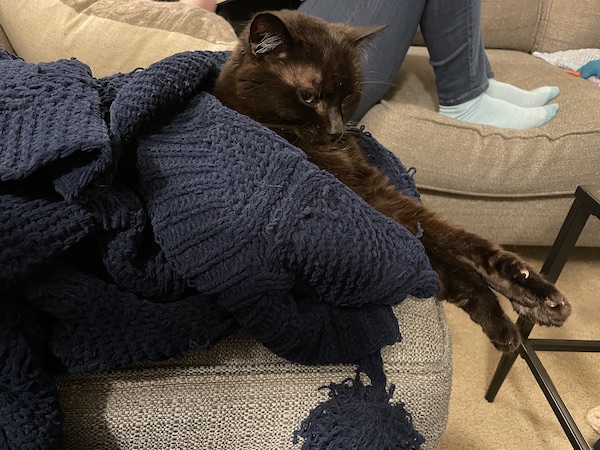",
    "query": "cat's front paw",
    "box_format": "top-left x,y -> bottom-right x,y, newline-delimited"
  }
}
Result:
509,270 -> 572,327
487,320 -> 522,353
